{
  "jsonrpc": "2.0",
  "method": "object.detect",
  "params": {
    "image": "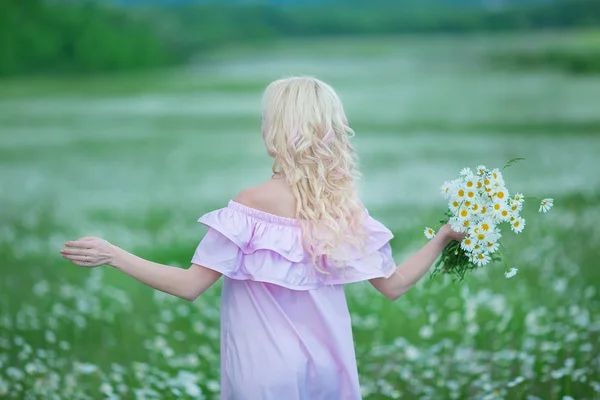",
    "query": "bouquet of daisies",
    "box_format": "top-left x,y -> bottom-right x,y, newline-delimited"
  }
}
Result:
424,160 -> 553,280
